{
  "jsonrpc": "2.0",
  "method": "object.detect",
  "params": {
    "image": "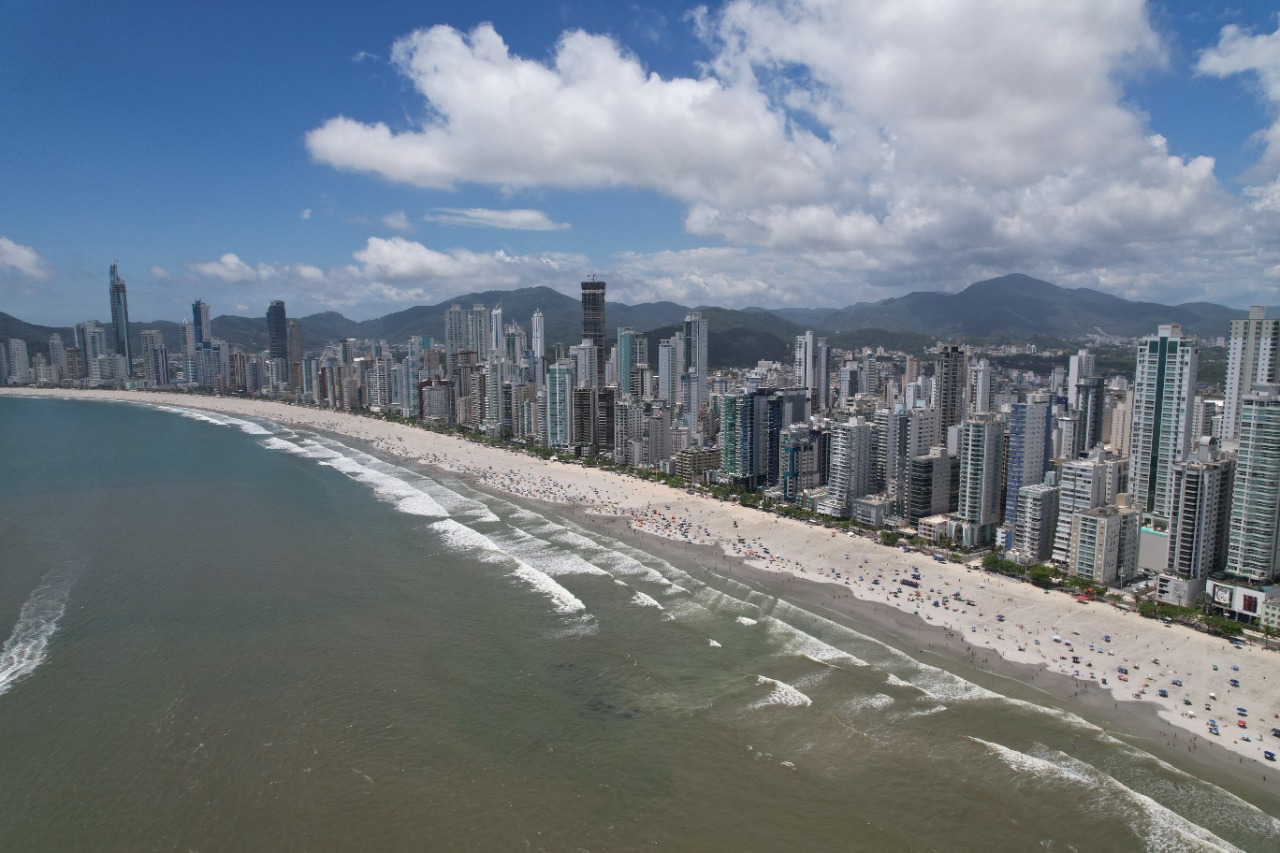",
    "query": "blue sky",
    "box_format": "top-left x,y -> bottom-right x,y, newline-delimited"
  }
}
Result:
3,1 -> 1280,326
